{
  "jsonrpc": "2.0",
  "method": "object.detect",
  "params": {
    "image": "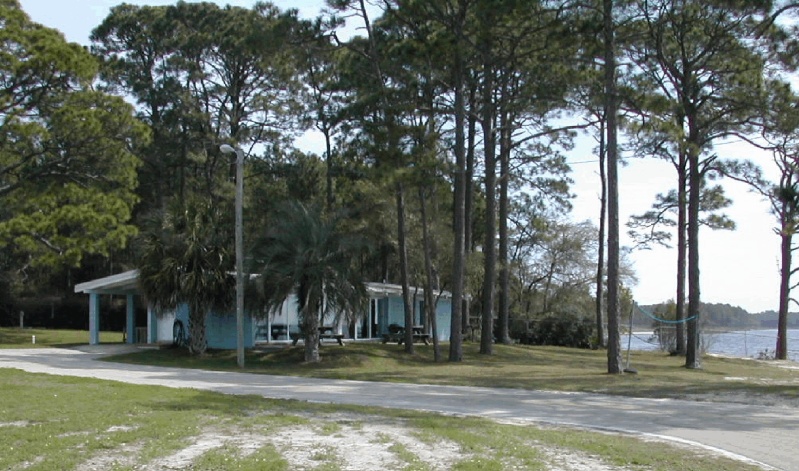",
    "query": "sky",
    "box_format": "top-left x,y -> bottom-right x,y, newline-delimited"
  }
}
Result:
16,0 -> 784,313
